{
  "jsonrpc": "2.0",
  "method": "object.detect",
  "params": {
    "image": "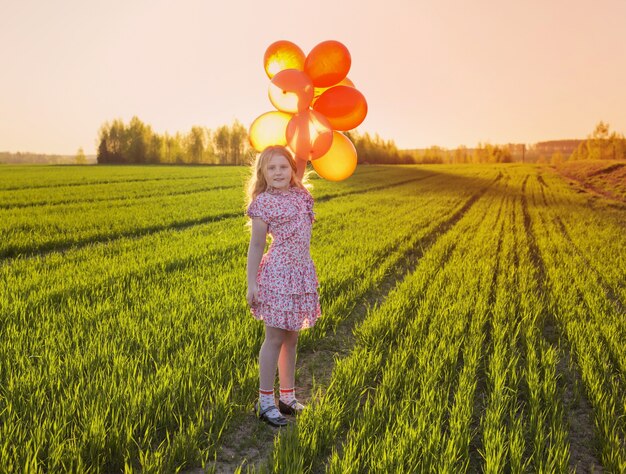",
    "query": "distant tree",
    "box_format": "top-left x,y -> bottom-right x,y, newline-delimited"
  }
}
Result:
569,121 -> 626,160
345,130 -> 406,164
229,120 -> 248,165
75,147 -> 87,165
126,117 -> 151,163
214,125 -> 230,163
185,126 -> 206,164
421,146 -> 445,164
453,146 -> 469,164
146,133 -> 162,164
472,143 -> 489,163
493,145 -> 512,163
172,132 -> 187,164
